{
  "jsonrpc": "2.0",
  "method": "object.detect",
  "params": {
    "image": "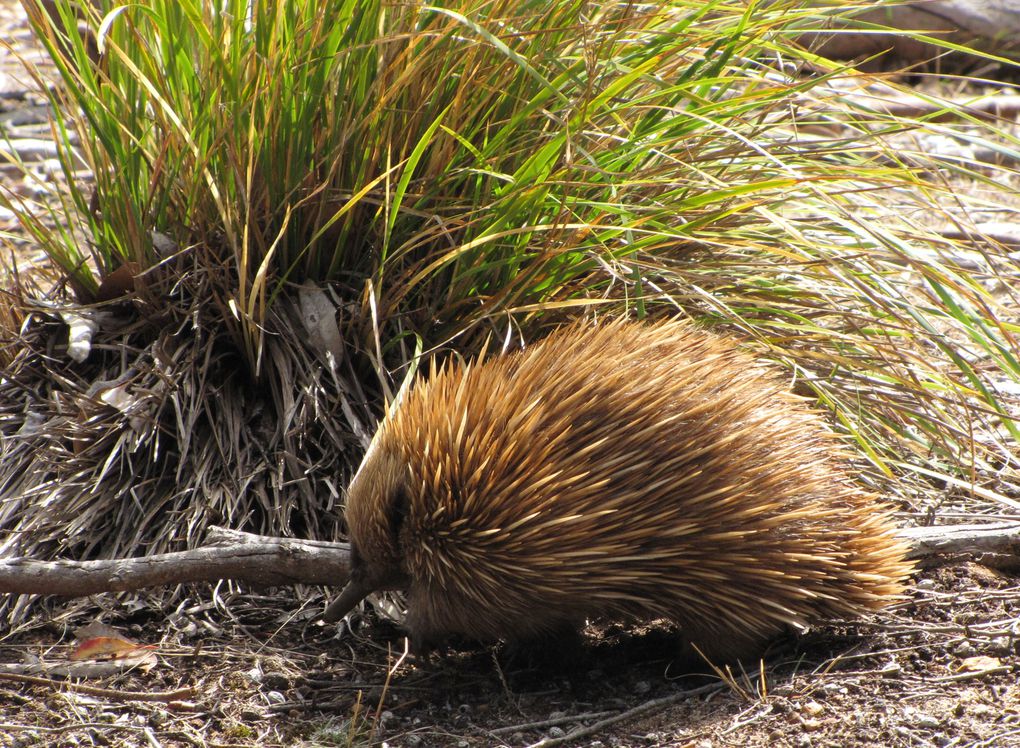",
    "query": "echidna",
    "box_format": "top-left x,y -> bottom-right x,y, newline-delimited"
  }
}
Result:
324,319 -> 912,662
